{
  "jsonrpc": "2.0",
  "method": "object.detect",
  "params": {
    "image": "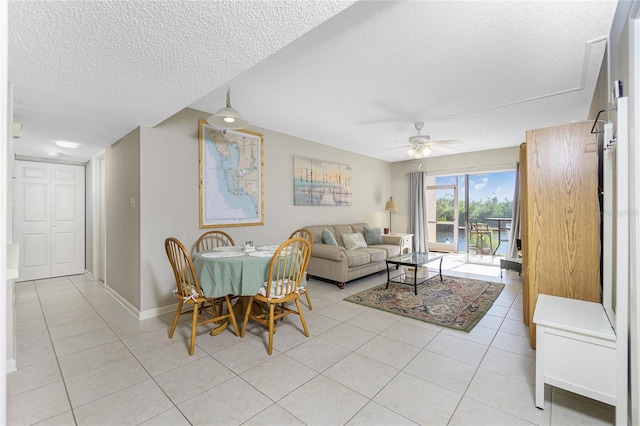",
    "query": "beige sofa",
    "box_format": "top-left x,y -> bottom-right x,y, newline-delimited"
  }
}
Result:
303,223 -> 402,288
